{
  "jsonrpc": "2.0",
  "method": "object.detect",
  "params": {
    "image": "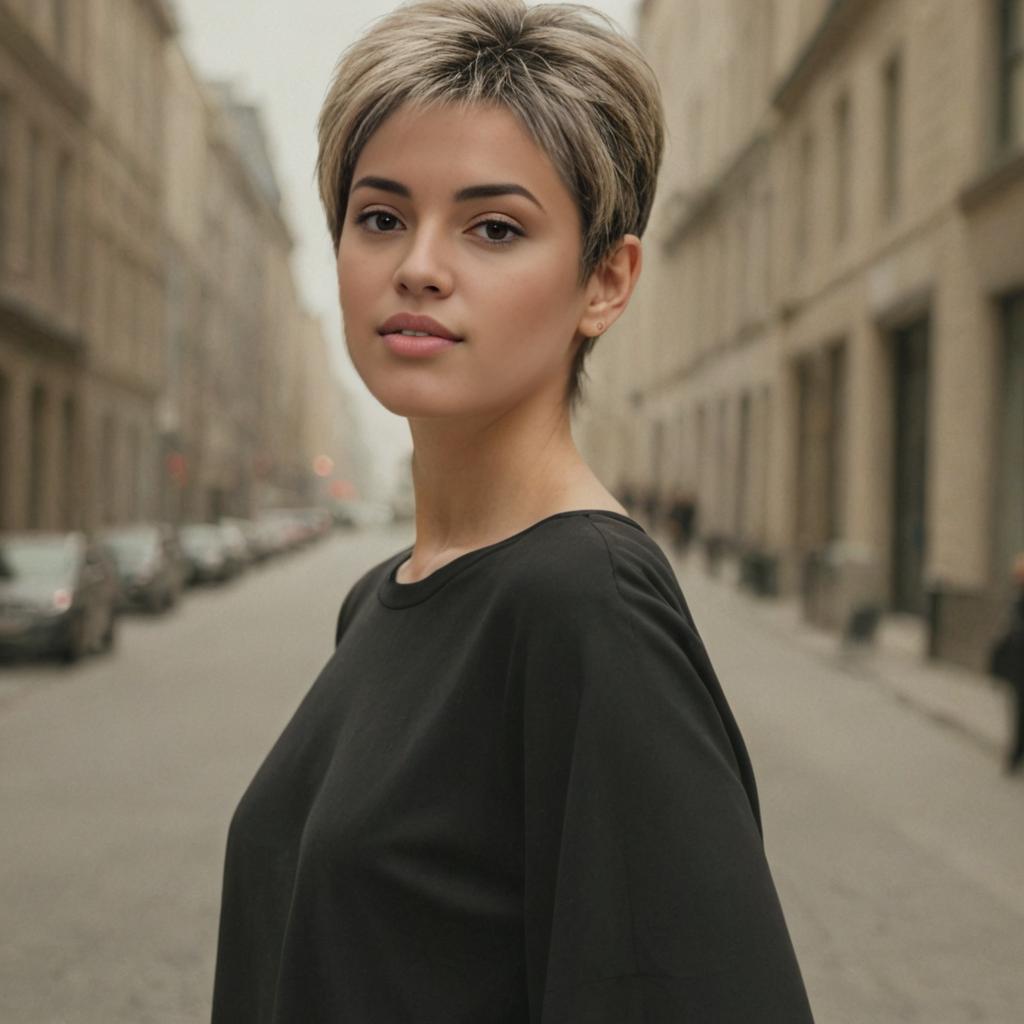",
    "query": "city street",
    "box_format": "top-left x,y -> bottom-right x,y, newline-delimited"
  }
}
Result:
1,525 -> 1022,1023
